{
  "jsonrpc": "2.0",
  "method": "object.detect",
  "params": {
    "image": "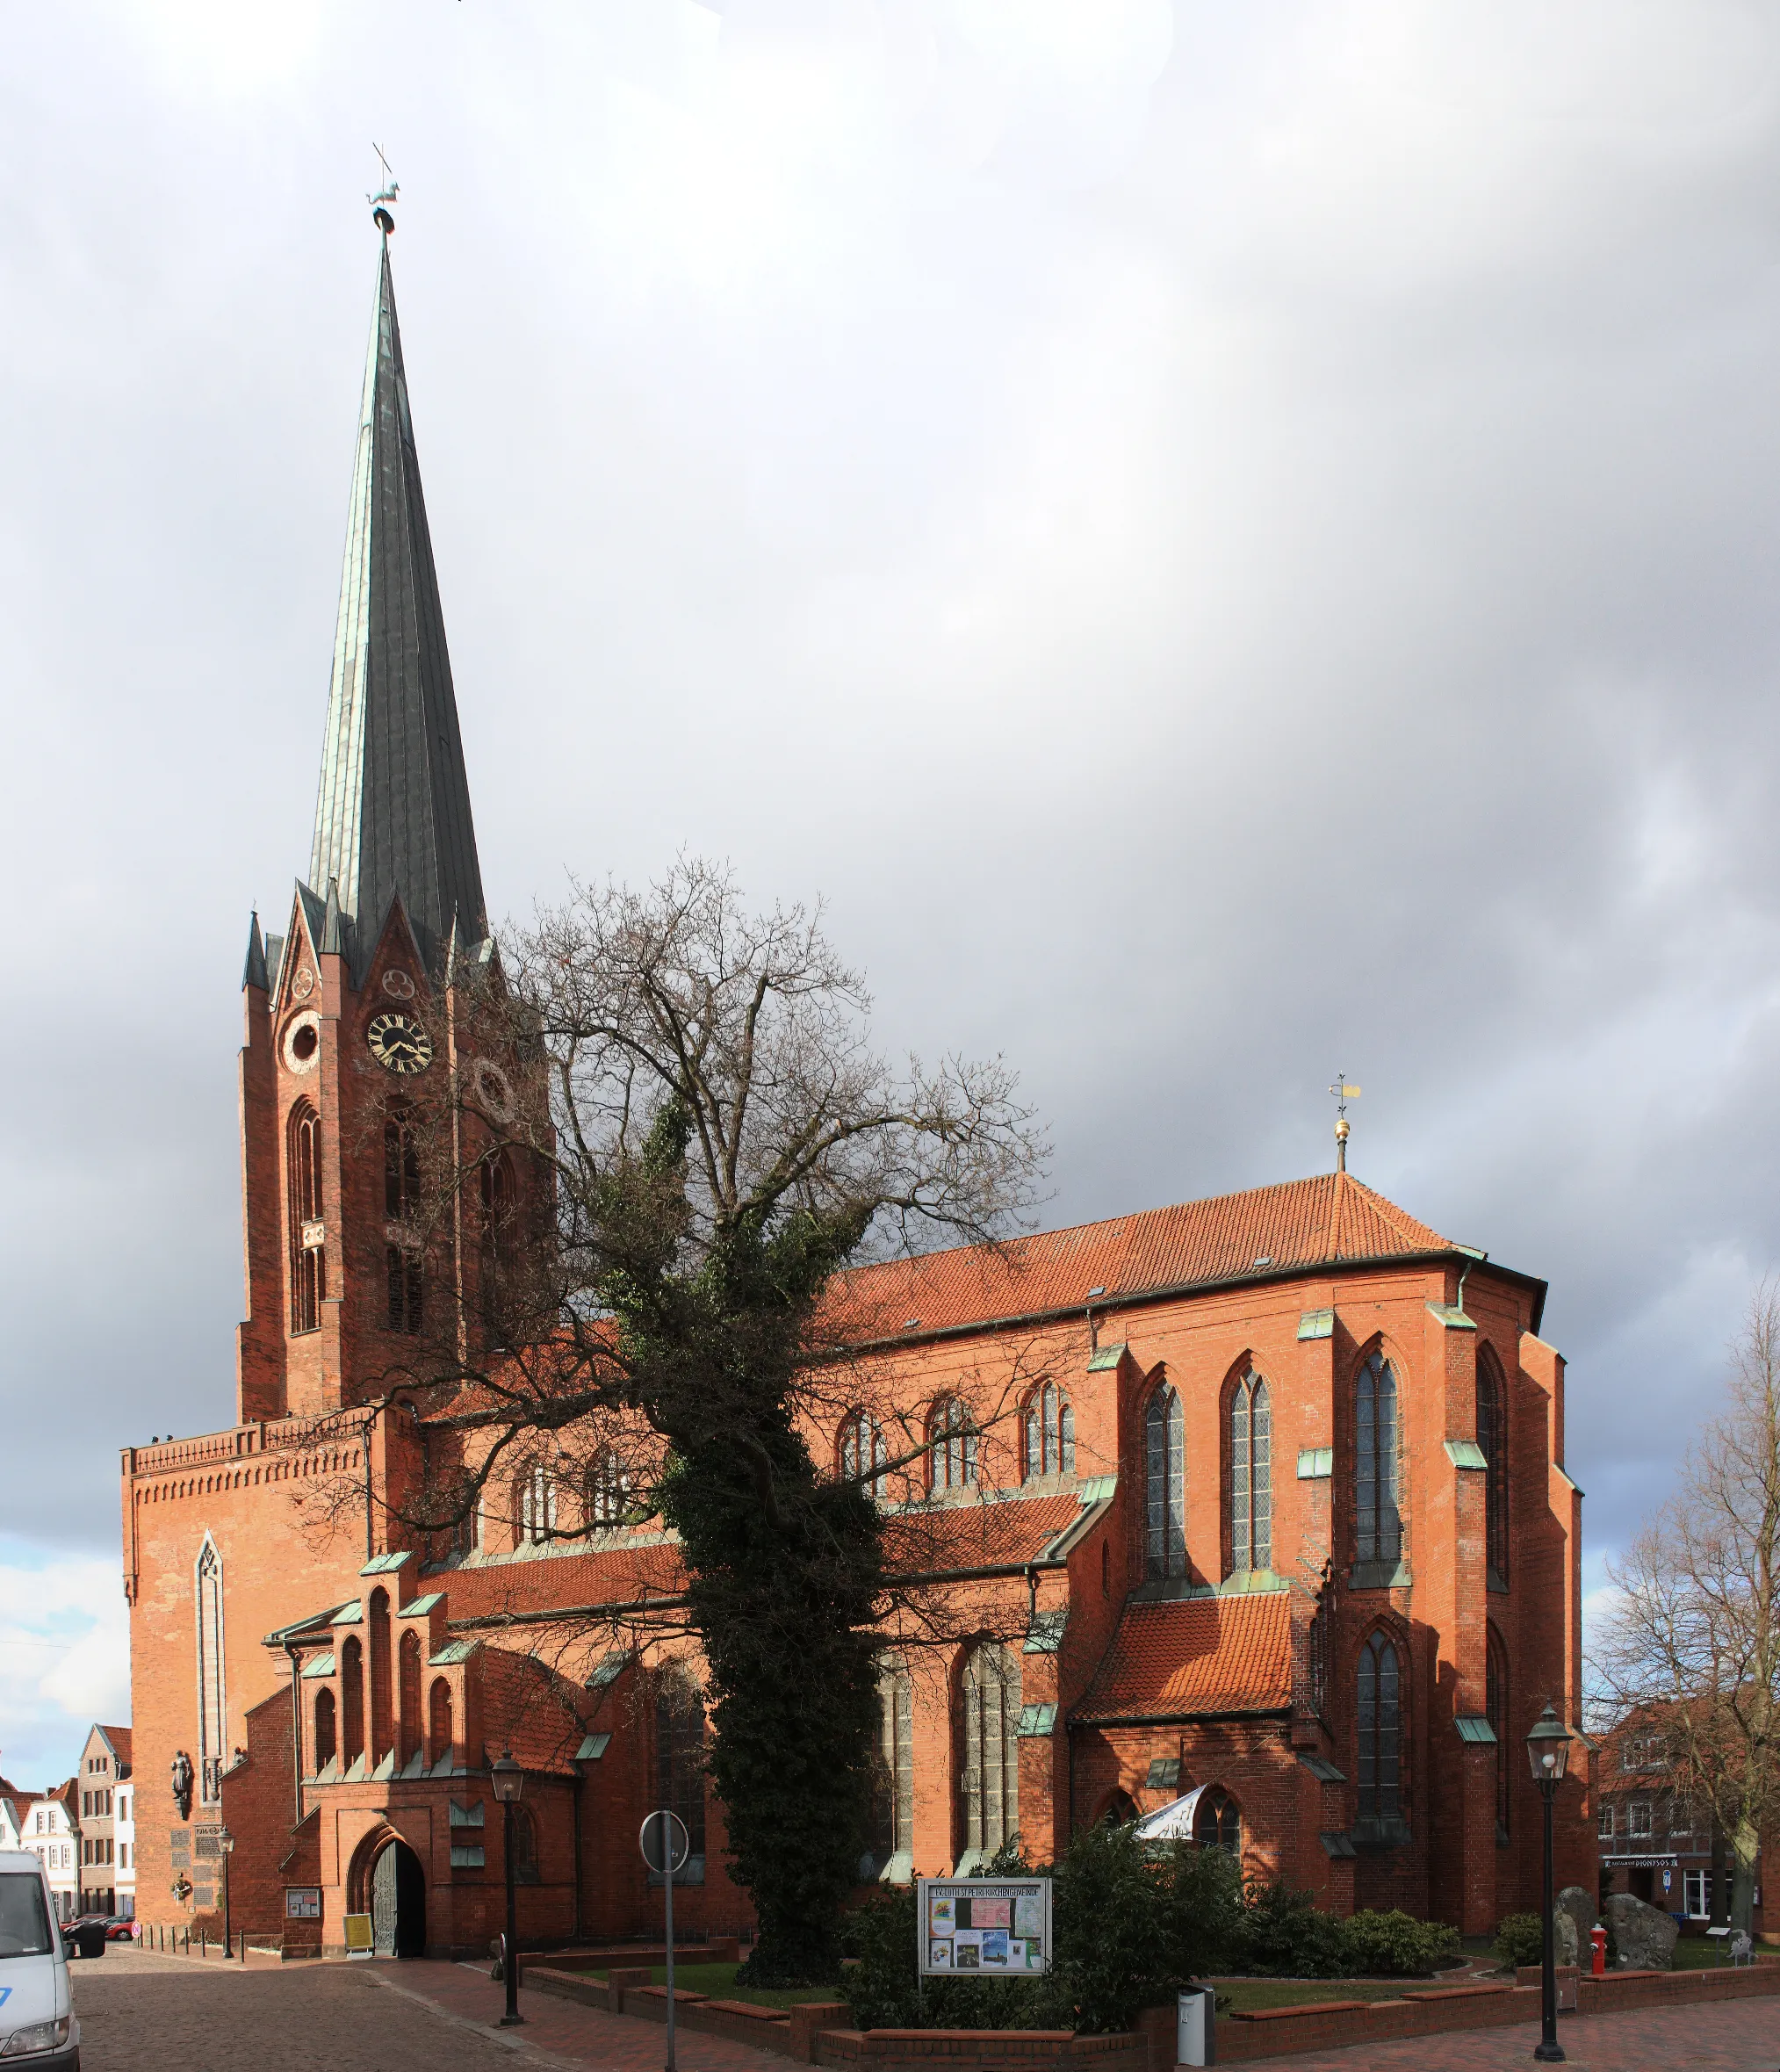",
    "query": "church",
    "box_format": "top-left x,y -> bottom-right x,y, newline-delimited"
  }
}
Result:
121,216 -> 1596,1961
